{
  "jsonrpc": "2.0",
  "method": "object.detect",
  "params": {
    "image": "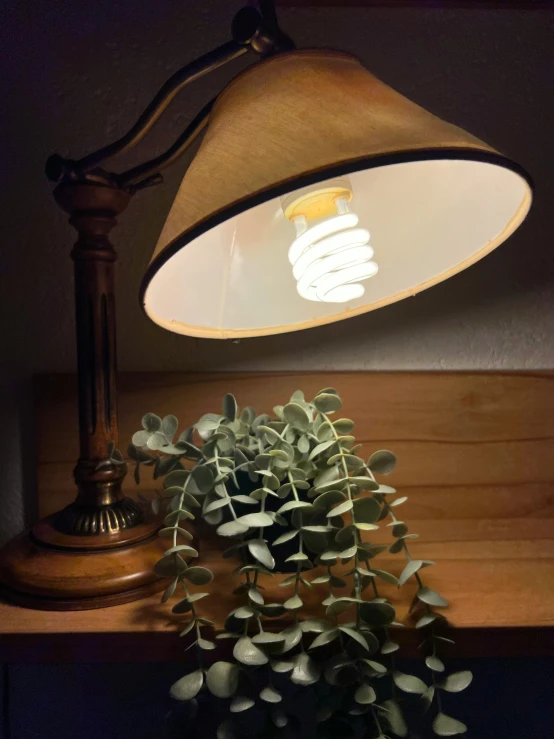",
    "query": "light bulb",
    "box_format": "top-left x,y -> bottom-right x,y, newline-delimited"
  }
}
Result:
287,195 -> 378,303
